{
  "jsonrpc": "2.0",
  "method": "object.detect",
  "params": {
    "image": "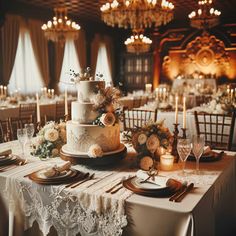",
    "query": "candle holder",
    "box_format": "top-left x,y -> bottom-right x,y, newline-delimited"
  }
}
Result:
64,114 -> 68,122
182,128 -> 187,139
171,123 -> 179,163
36,122 -> 42,132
